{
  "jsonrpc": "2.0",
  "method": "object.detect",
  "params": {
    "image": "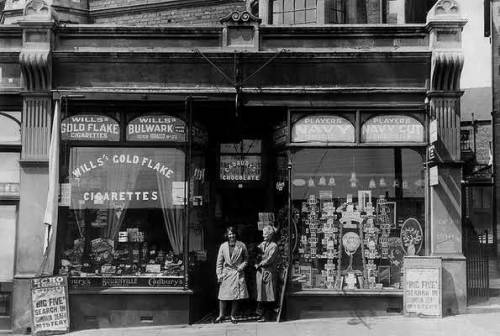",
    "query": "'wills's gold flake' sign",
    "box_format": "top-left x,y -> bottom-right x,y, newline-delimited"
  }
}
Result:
61,115 -> 120,141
